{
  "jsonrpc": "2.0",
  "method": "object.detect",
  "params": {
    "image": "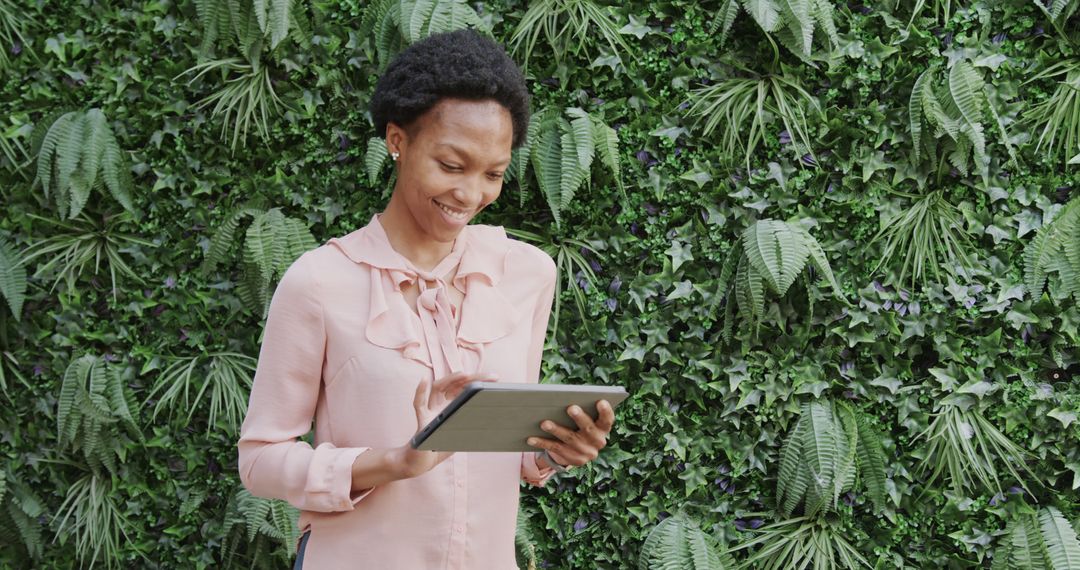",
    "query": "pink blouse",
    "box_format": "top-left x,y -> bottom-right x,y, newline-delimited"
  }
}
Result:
237,214 -> 558,569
